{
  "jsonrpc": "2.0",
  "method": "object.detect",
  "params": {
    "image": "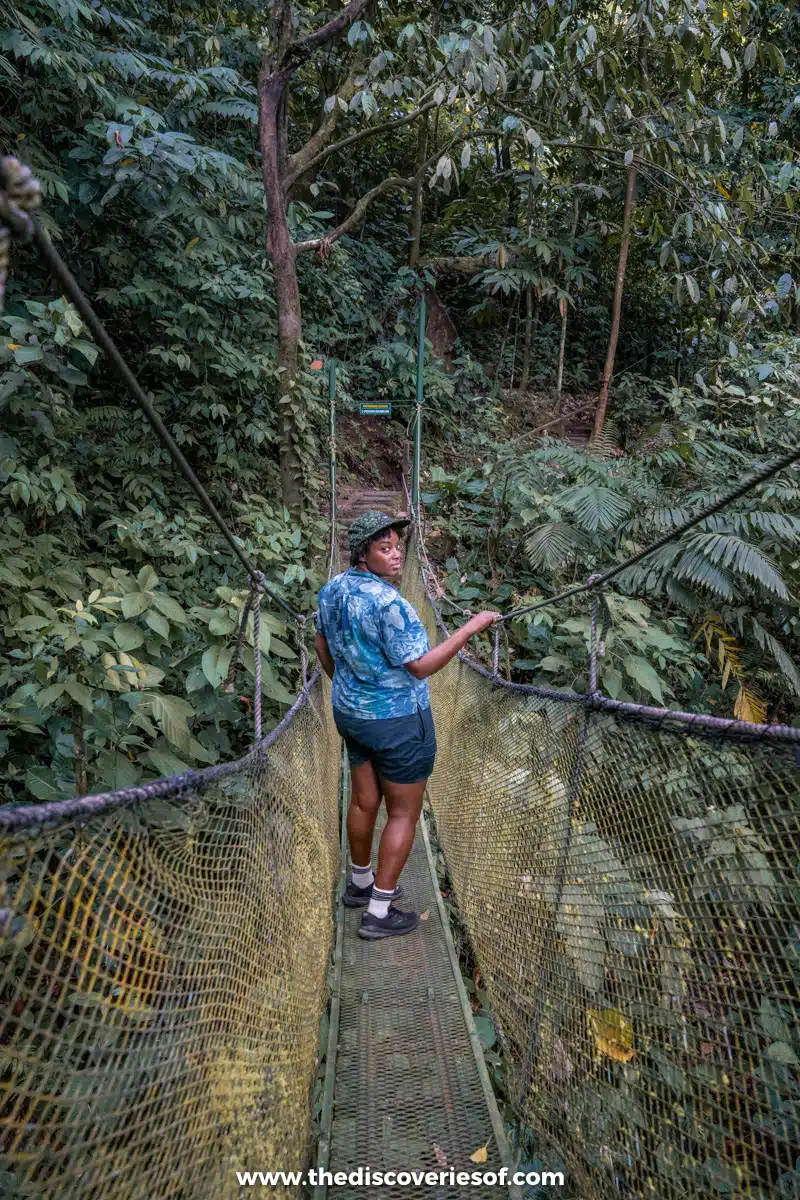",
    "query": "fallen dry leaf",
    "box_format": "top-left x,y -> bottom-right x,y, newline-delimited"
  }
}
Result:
433,1144 -> 447,1168
587,1008 -> 635,1063
419,911 -> 429,921
469,1144 -> 488,1164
